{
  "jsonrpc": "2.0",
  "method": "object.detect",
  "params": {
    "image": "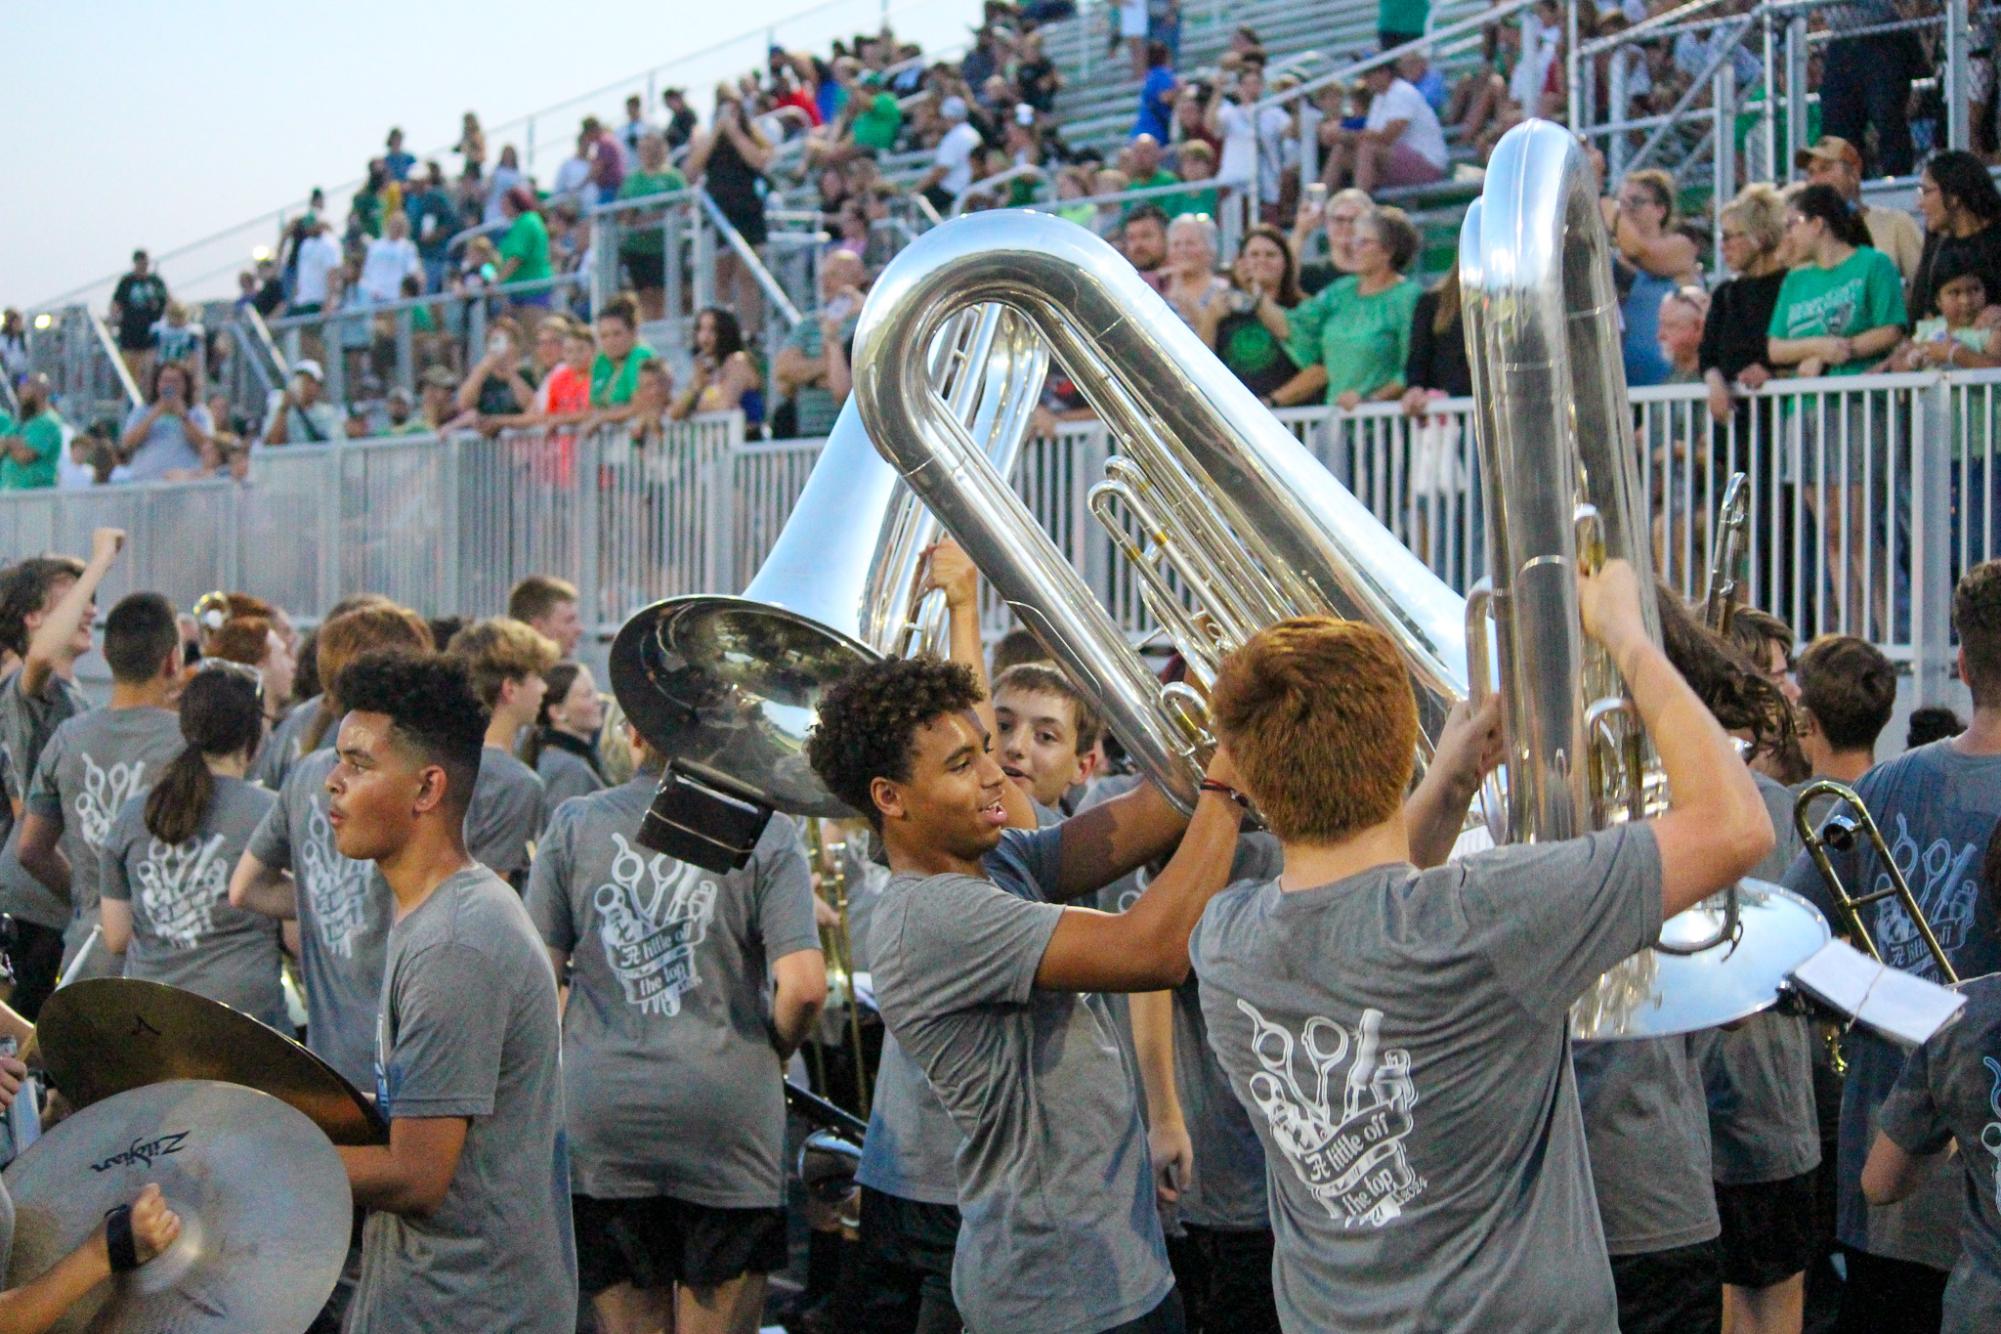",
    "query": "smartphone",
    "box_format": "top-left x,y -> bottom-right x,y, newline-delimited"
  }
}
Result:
1305,182 -> 1328,212
825,293 -> 857,323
